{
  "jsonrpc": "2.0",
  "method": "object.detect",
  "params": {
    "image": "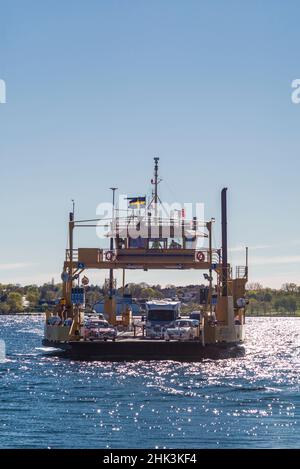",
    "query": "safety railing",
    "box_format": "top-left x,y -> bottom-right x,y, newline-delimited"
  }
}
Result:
236,265 -> 247,279
103,247 -> 219,263
66,249 -> 79,262
109,218 -> 209,238
66,247 -> 221,265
